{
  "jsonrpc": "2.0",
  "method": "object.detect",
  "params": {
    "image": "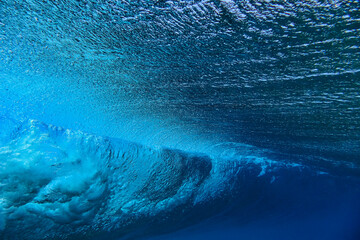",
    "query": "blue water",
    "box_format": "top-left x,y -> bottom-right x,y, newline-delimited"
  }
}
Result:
1,1 -> 360,240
